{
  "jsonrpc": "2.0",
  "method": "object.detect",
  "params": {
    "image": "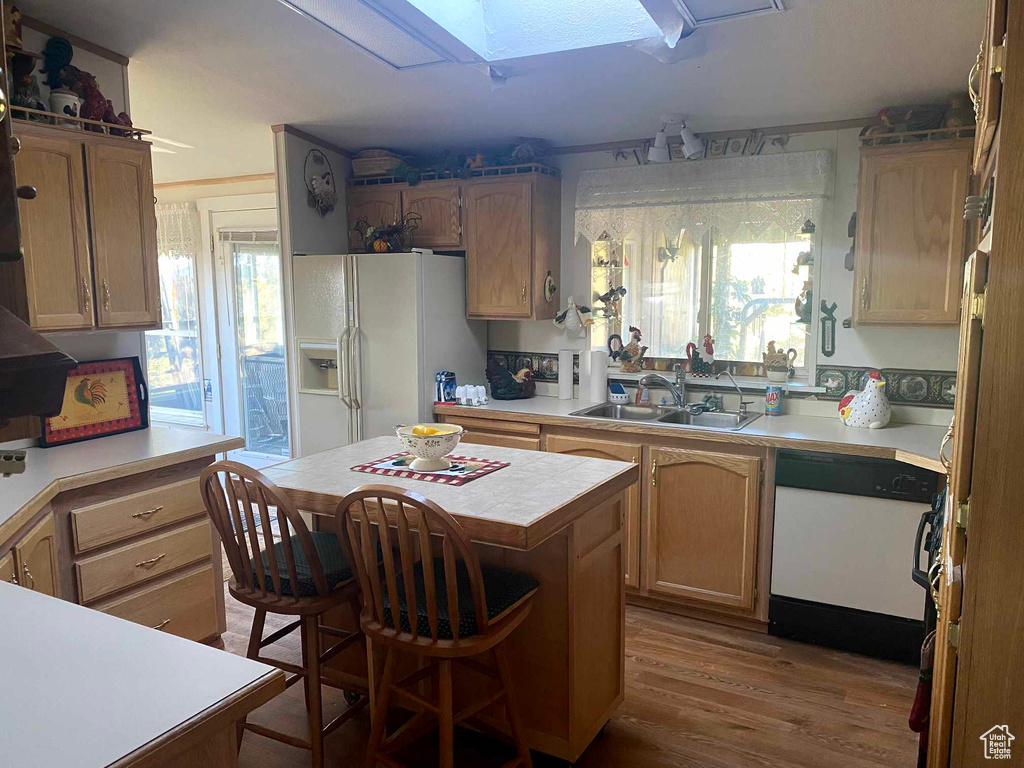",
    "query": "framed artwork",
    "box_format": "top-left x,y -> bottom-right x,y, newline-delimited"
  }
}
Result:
39,357 -> 149,448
